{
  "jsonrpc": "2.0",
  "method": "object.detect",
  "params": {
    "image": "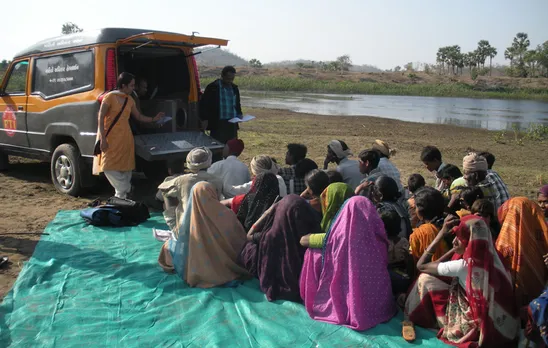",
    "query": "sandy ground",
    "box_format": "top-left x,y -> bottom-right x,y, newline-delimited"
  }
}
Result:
1,107 -> 546,299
